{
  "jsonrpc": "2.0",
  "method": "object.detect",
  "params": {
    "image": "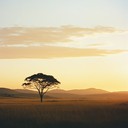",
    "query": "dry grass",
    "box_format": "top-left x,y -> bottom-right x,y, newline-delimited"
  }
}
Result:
0,98 -> 128,128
